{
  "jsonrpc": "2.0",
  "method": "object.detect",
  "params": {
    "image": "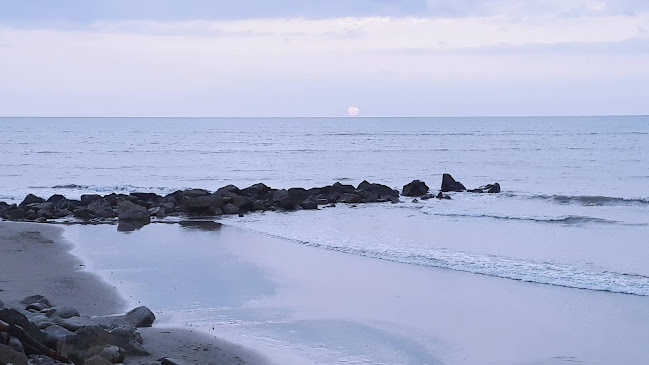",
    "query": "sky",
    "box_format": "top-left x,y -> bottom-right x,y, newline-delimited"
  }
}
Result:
0,0 -> 648,117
